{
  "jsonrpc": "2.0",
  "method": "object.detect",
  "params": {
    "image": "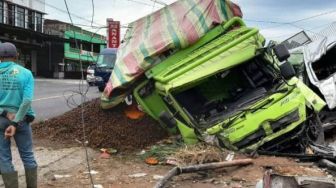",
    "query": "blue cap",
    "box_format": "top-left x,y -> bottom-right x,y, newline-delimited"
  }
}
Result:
0,42 -> 17,58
